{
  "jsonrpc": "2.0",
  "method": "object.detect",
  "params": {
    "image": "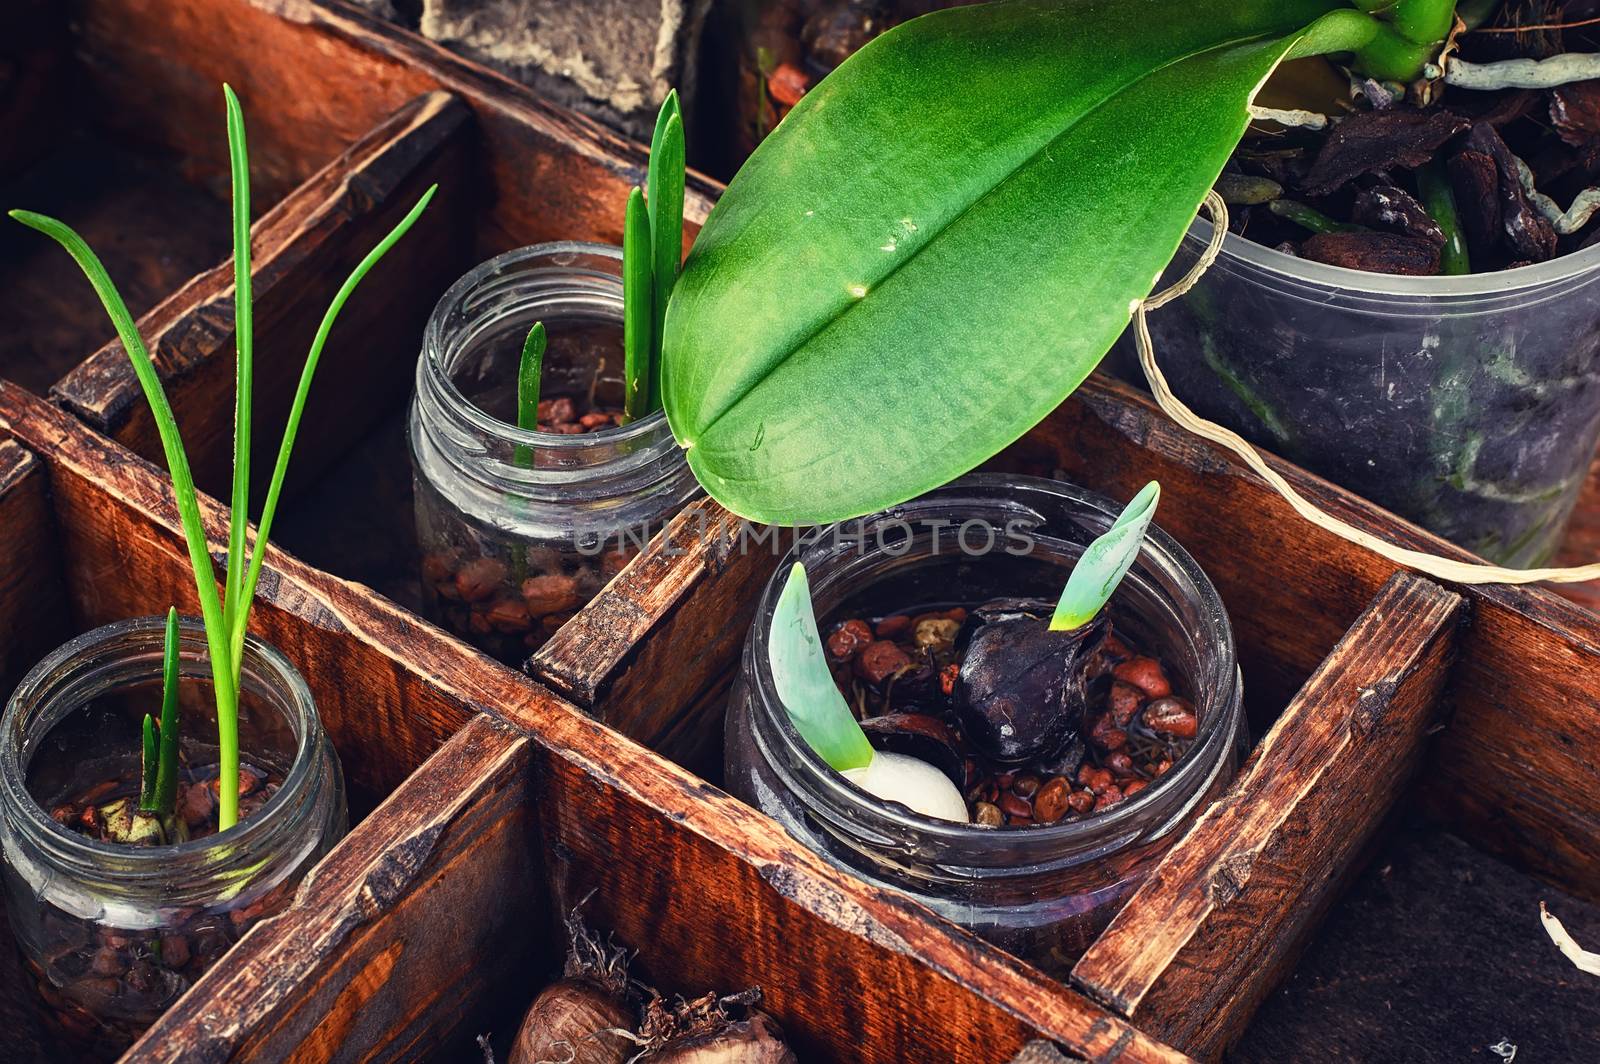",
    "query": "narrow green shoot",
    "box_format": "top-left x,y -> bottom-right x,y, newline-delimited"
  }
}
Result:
1418,163 -> 1470,275
227,182 -> 439,697
1268,199 -> 1362,236
647,93 -> 685,408
768,563 -> 875,772
622,187 -> 654,421
511,322 -> 546,584
139,716 -> 159,811
223,84 -> 254,644
1050,482 -> 1160,632
11,87 -> 437,832
154,607 -> 181,816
